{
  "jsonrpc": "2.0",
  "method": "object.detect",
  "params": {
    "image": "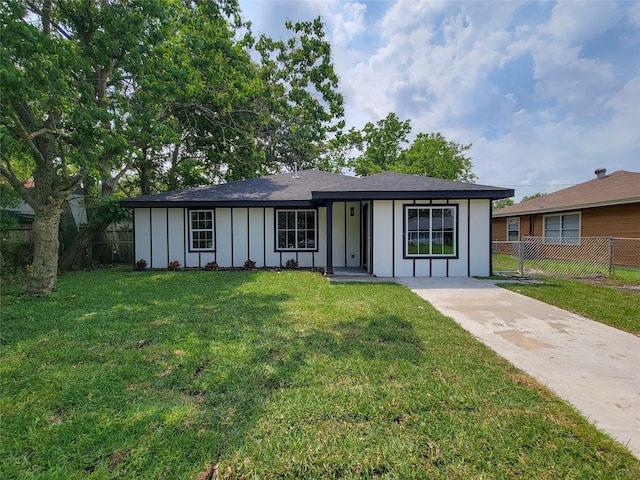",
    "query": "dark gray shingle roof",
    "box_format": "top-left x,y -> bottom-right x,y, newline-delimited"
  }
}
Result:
120,170 -> 513,208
